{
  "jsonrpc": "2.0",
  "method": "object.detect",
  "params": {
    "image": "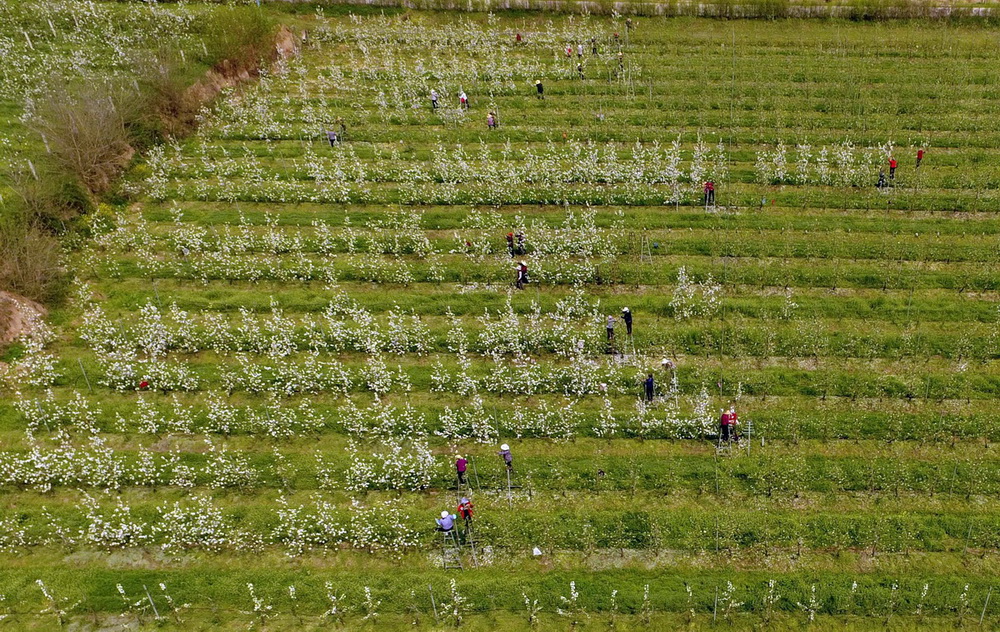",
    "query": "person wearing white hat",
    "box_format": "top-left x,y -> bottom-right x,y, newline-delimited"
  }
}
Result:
621,307 -> 633,337
436,510 -> 457,532
498,444 -> 513,471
